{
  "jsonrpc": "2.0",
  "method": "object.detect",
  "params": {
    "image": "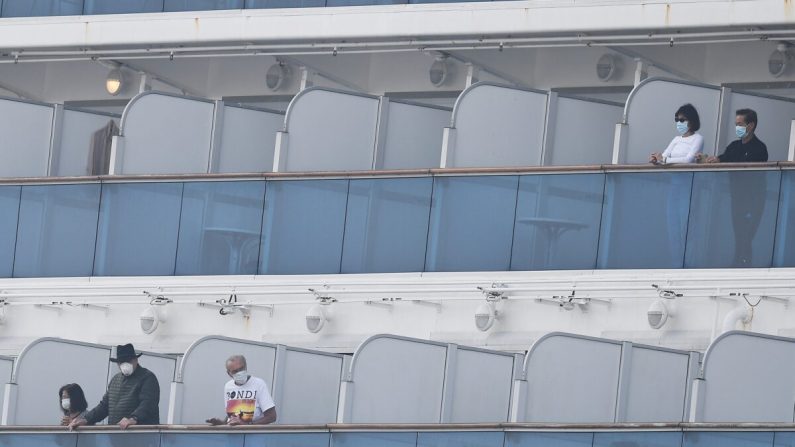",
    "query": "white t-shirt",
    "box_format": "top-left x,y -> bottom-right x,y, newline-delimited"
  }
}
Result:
661,133 -> 704,164
224,376 -> 275,423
